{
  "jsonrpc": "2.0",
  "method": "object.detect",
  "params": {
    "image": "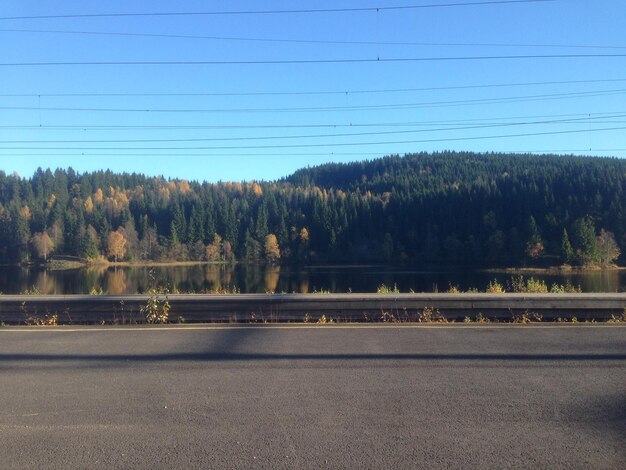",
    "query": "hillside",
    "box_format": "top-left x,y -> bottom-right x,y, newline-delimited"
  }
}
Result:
0,152 -> 623,267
